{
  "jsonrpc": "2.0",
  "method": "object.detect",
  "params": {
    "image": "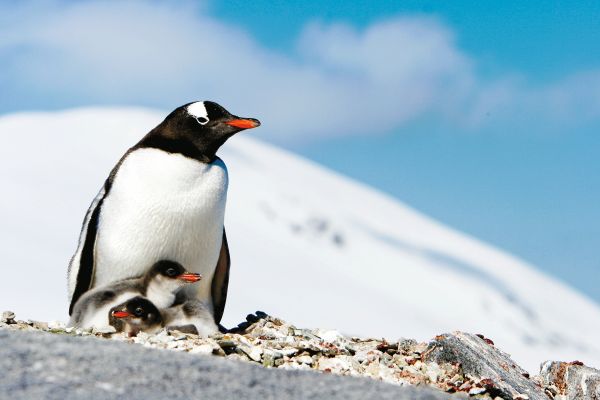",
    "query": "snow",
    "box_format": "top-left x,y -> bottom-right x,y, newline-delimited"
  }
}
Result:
1,107 -> 599,372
